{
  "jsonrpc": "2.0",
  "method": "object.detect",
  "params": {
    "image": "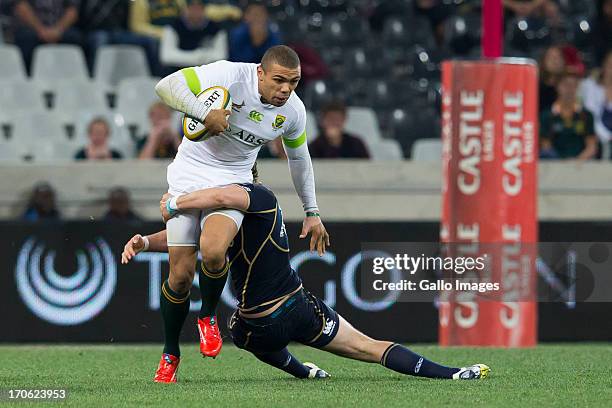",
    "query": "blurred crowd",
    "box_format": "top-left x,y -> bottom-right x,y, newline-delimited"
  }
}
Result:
1,0 -> 611,220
